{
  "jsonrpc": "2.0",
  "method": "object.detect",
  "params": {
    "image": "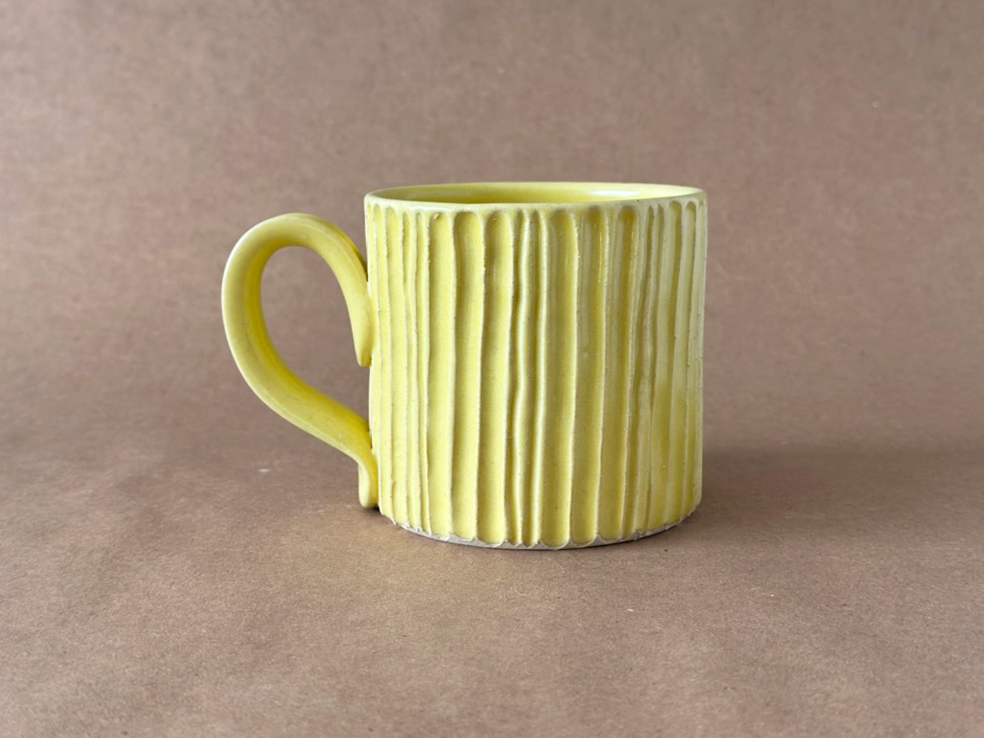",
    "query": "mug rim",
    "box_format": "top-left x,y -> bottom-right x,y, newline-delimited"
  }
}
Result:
365,182 -> 704,209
